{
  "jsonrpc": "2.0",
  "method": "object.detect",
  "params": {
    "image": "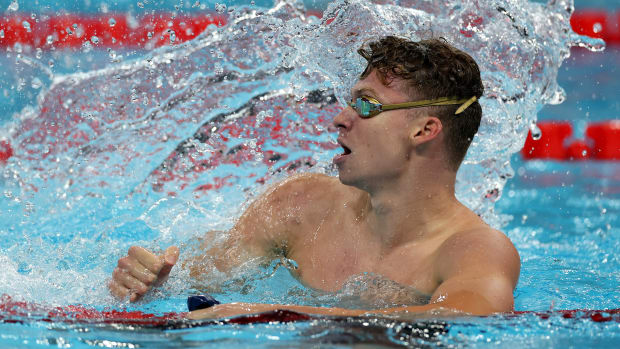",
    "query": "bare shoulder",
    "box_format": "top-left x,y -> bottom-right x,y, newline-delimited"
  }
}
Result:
232,173 -> 345,257
265,173 -> 348,206
239,173 -> 348,229
439,227 -> 519,257
275,172 -> 343,193
436,226 -> 521,287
